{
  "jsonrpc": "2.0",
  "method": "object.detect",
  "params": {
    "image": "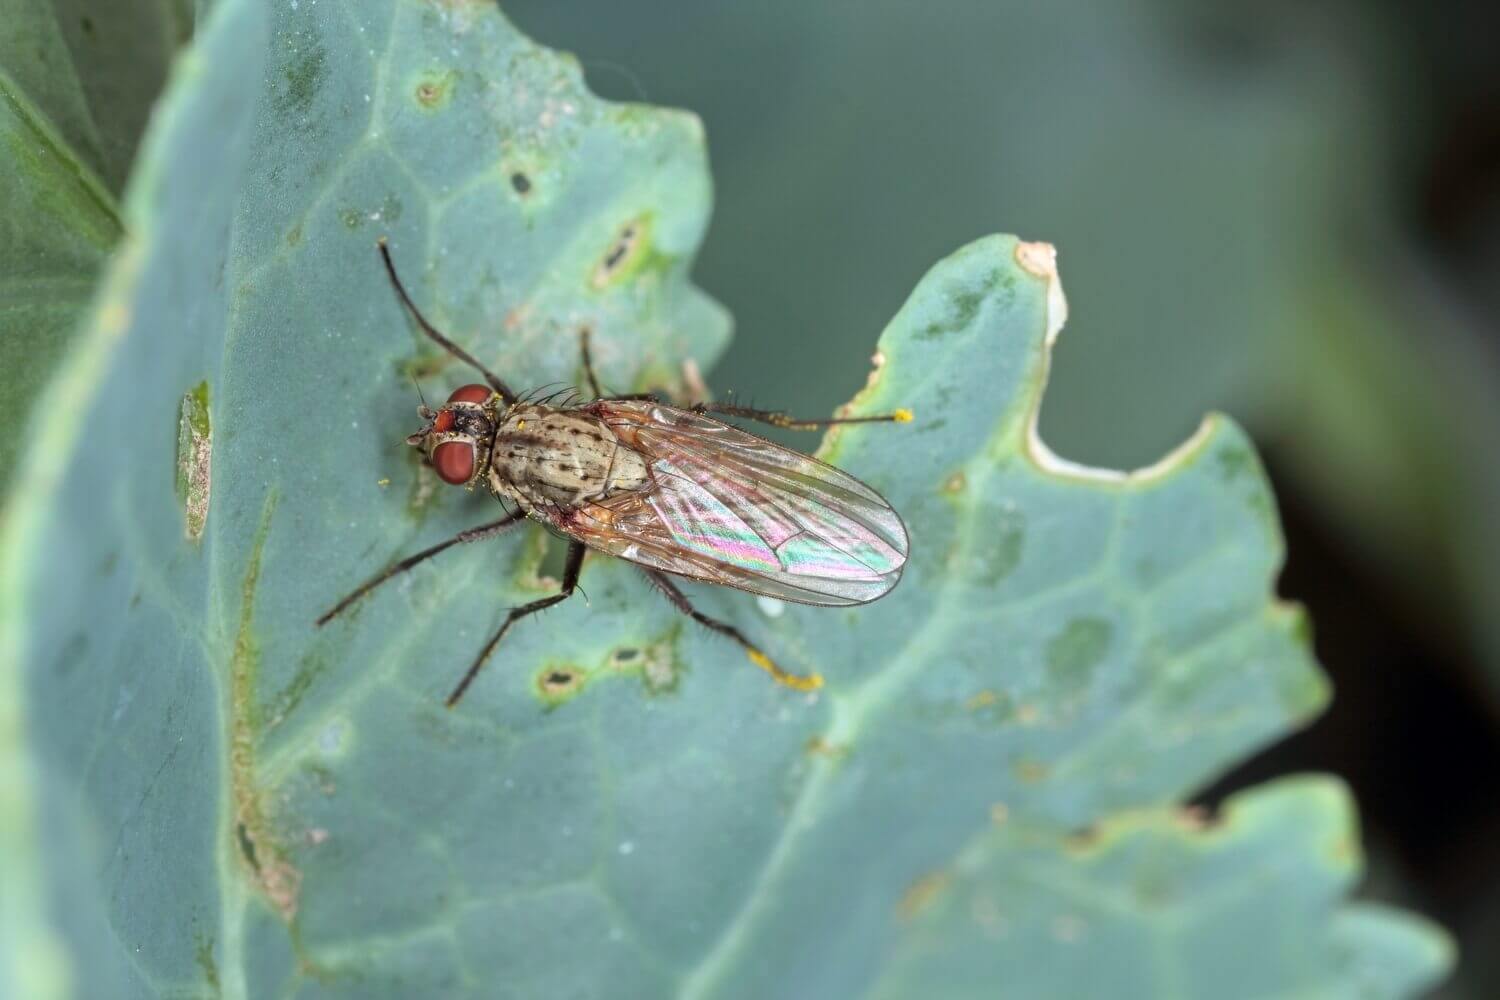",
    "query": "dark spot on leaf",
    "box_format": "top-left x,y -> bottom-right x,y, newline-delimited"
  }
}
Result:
1216,446 -> 1253,482
591,215 -> 664,289
281,43 -> 326,116
1045,617 -> 1112,695
265,650 -> 331,729
611,647 -> 639,663
605,228 -> 633,269
194,933 -> 219,991
952,505 -> 1024,583
414,70 -> 457,109
511,172 -> 532,195
918,269 -> 1008,339
80,15 -> 95,35
537,665 -> 588,704
236,821 -> 260,872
